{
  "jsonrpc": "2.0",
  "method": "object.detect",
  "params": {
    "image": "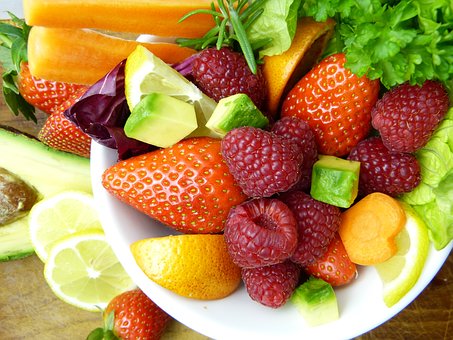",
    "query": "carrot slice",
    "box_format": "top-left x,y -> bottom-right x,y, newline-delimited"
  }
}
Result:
262,17 -> 335,117
23,0 -> 215,38
27,27 -> 197,85
338,192 -> 407,266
